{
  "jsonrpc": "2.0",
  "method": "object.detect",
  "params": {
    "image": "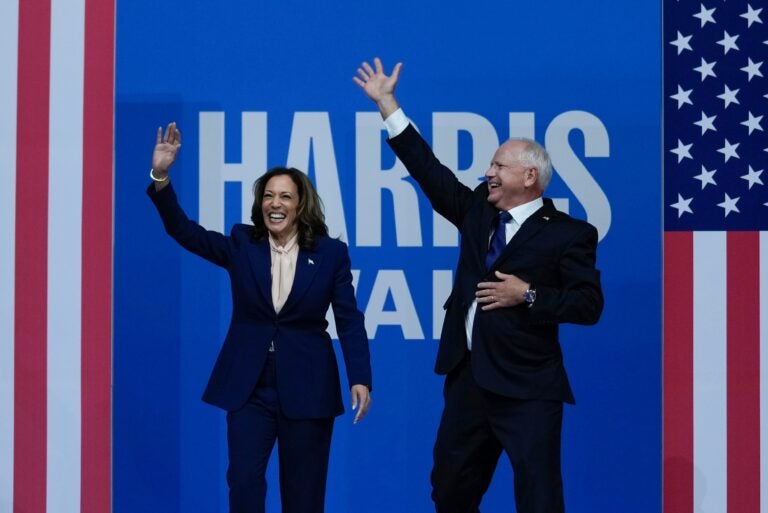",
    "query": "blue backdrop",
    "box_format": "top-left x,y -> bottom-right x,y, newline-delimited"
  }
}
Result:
114,2 -> 661,512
